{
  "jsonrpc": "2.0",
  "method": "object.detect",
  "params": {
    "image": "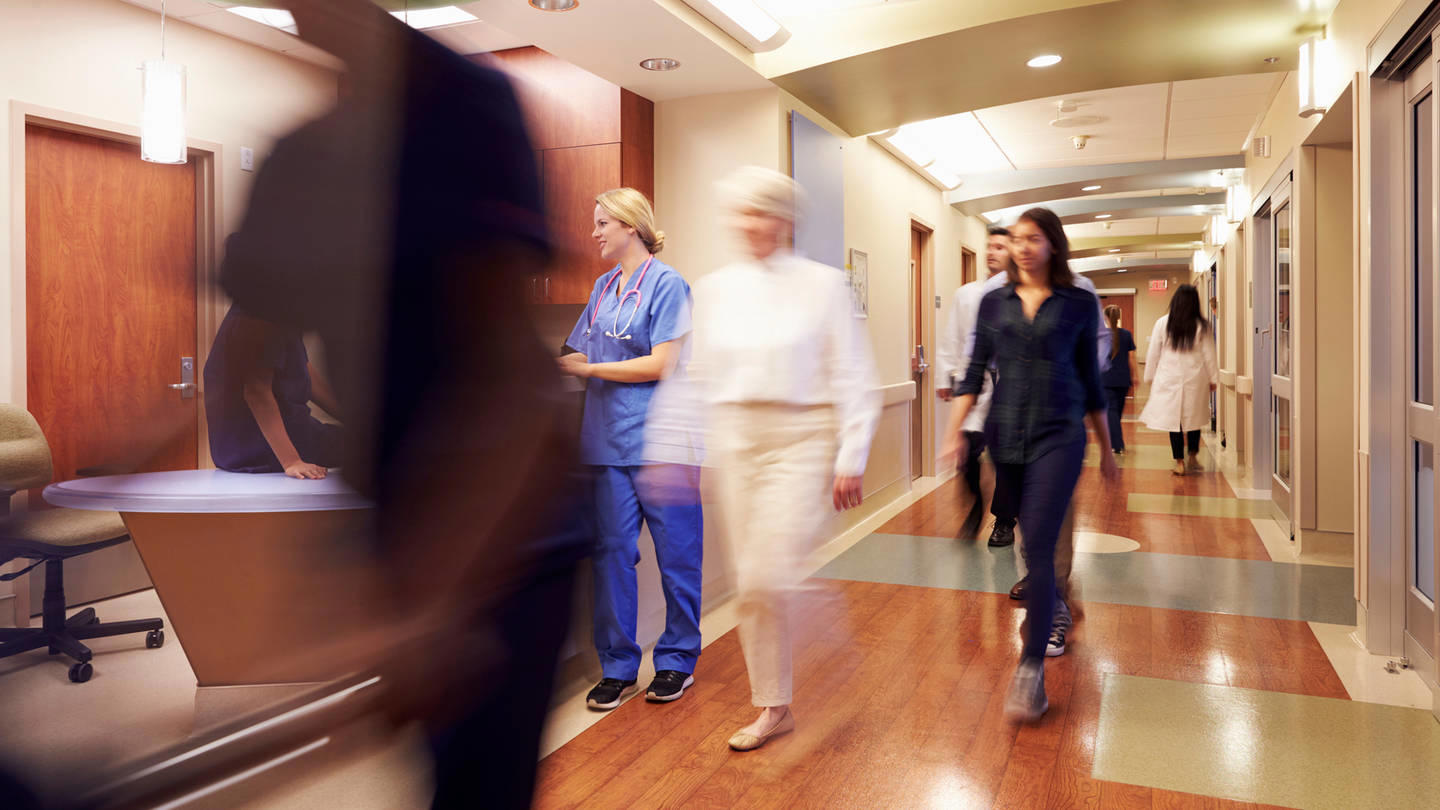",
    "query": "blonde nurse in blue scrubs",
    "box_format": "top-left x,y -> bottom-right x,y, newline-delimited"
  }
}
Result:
558,188 -> 703,711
